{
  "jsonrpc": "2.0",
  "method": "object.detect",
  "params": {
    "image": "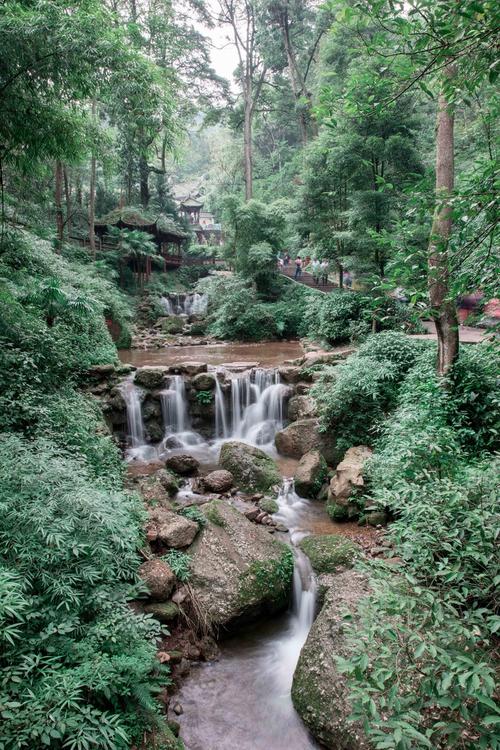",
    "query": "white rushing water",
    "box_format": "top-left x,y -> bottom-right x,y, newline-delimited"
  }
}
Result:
160,375 -> 205,451
122,366 -> 289,463
214,368 -> 288,450
160,292 -> 208,317
120,377 -> 146,449
175,478 -> 319,750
